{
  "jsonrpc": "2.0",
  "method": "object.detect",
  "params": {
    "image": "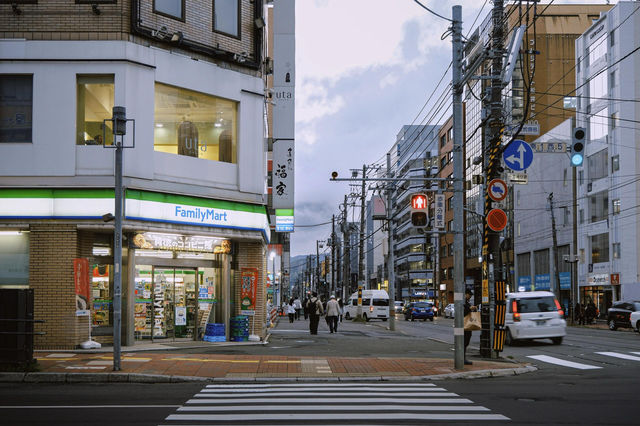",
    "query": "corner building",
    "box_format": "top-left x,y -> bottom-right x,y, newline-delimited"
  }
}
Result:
0,0 -> 270,349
